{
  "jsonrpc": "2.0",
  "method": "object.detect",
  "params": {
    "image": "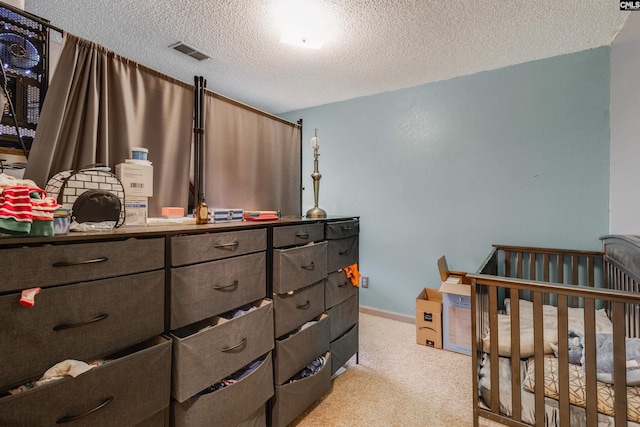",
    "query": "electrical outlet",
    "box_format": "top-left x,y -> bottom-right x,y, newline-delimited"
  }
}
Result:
361,276 -> 369,288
